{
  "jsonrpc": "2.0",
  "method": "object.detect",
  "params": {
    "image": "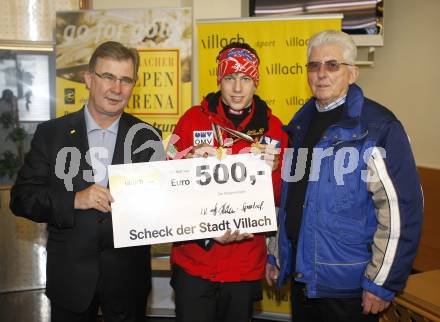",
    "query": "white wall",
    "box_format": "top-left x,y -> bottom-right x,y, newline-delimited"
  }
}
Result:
190,0 -> 246,19
93,0 -> 182,9
357,0 -> 440,168
93,0 -> 246,18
